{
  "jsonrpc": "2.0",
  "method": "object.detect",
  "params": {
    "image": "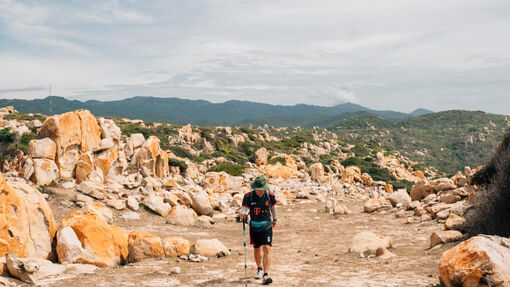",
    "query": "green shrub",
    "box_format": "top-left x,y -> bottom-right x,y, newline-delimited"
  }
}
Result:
207,162 -> 246,176
168,158 -> 188,173
0,129 -> 15,144
169,146 -> 193,159
20,132 -> 36,145
269,156 -> 286,165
